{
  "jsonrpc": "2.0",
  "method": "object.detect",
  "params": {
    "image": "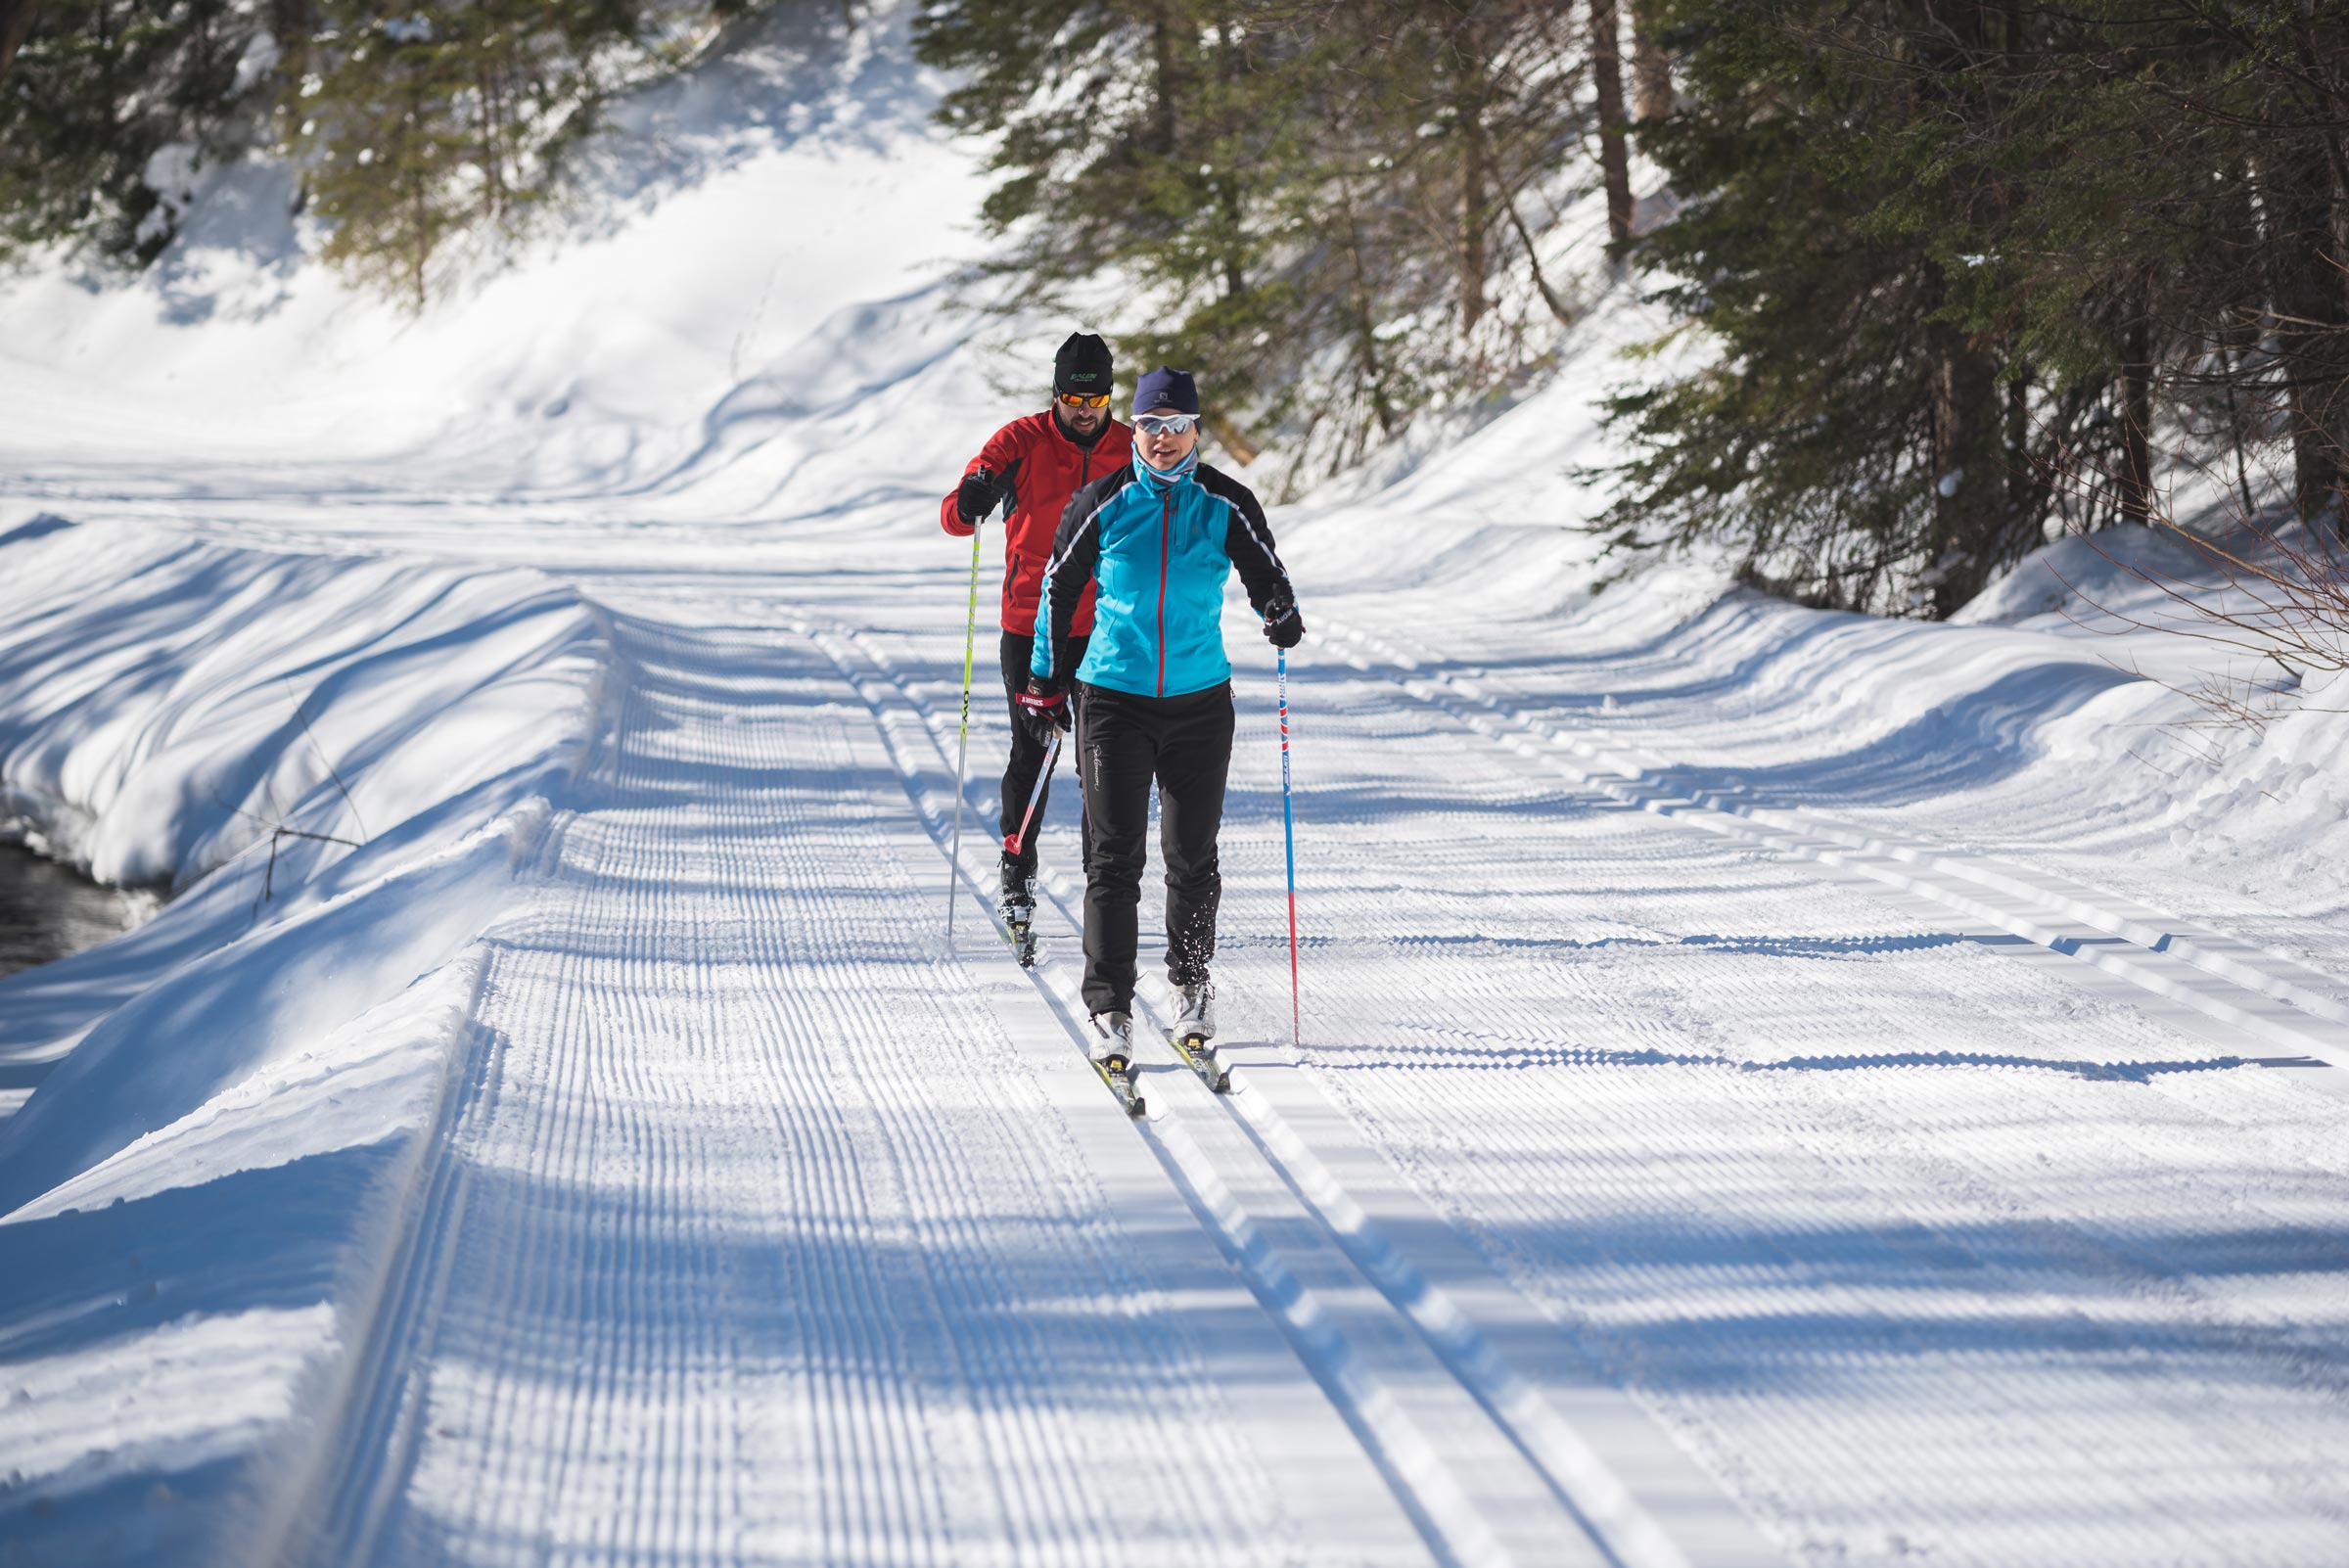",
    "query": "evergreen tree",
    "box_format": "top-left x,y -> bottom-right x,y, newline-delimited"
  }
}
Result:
0,0 -> 260,263
917,0 -> 1594,481
305,7 -> 476,307
0,0 -> 778,295
1603,0 -> 2349,615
